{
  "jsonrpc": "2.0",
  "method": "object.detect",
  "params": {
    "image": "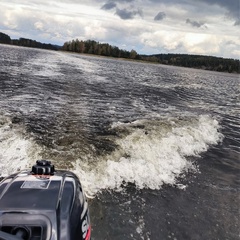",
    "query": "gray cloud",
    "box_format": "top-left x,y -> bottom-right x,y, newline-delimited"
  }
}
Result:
101,0 -> 135,11
149,0 -> 240,26
112,0 -> 134,2
234,19 -> 240,26
200,0 -> 239,25
200,0 -> 238,16
101,2 -> 116,10
186,18 -> 207,28
154,12 -> 166,21
100,0 -> 144,21
101,0 -> 134,7
115,8 -> 143,20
